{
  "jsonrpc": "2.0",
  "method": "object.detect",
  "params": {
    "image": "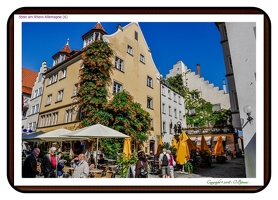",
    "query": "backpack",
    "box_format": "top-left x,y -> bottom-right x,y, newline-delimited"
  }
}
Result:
161,154 -> 169,166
